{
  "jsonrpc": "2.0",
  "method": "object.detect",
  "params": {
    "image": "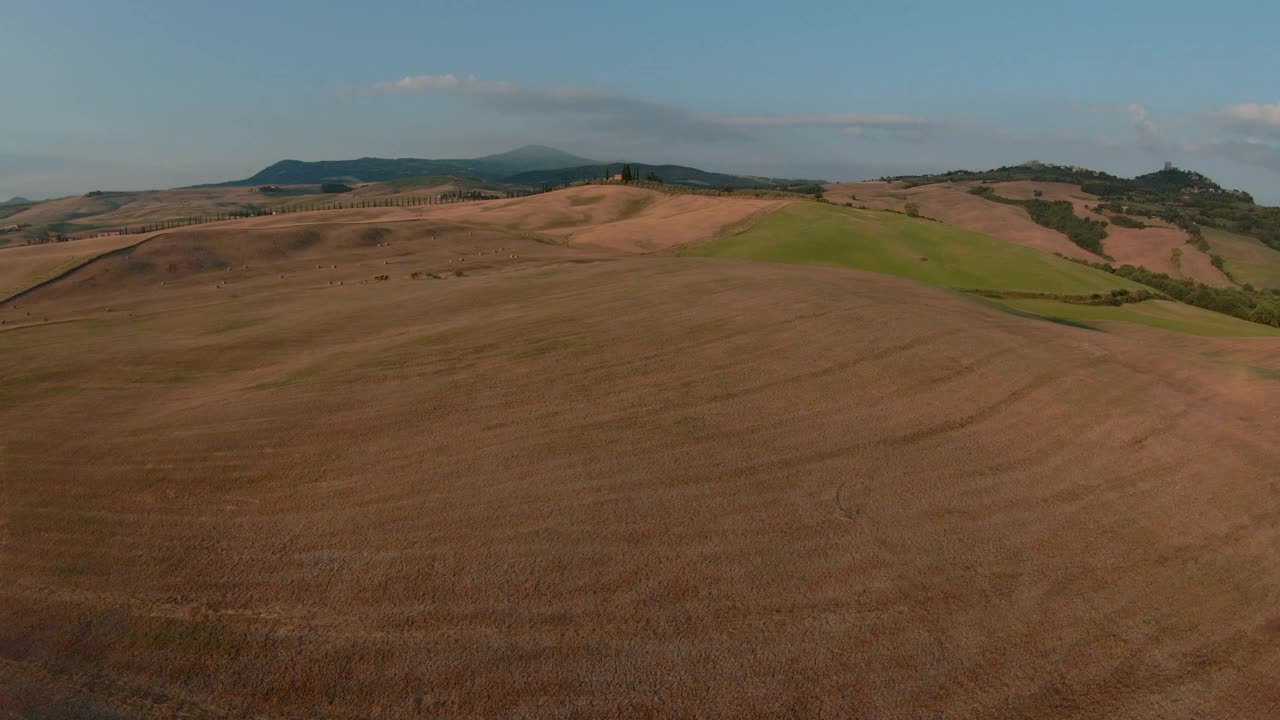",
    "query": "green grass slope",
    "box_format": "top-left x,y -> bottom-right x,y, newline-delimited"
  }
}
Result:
1204,227 -> 1280,290
1000,298 -> 1280,337
685,202 -> 1144,295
